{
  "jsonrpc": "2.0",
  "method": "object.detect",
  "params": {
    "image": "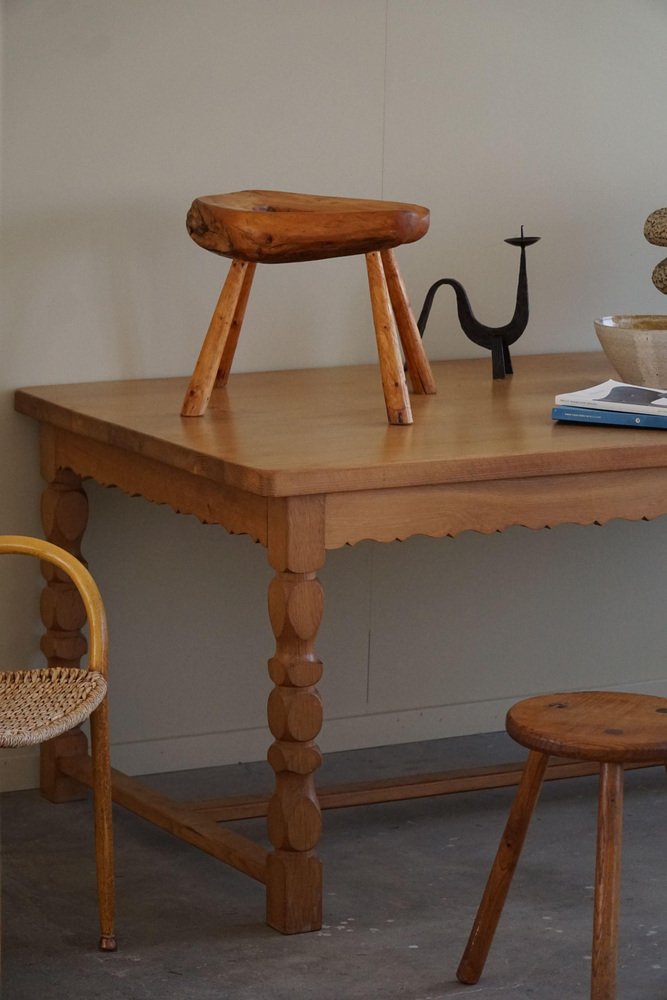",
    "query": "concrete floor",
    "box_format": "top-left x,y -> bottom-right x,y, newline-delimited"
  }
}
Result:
2,731 -> 667,999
